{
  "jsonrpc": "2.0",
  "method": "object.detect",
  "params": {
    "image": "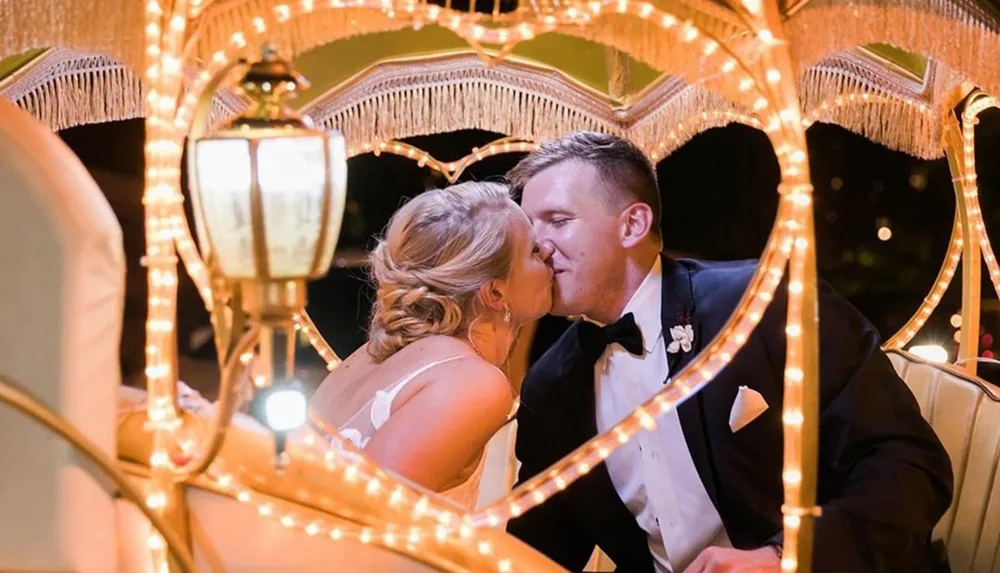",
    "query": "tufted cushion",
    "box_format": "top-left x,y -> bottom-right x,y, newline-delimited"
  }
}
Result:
887,350 -> 1000,573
